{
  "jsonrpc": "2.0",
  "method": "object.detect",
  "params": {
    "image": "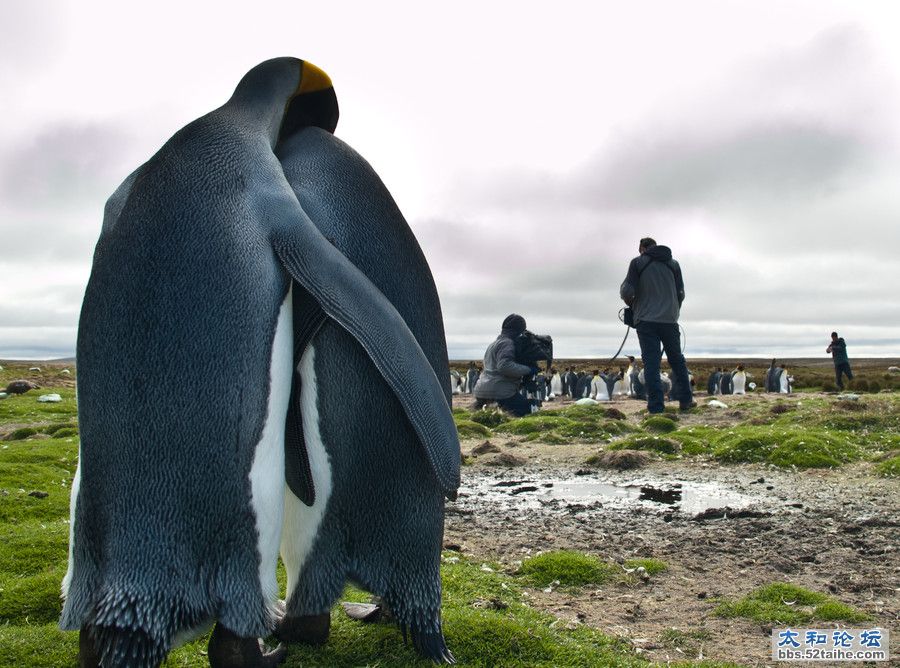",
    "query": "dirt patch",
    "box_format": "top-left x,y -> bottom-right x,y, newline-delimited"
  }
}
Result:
449,392 -> 900,665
